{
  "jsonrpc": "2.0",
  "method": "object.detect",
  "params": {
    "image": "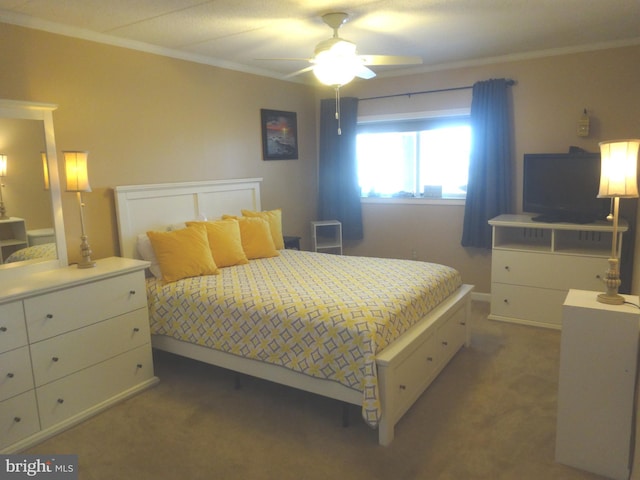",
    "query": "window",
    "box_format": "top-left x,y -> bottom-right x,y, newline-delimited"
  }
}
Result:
356,114 -> 471,199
